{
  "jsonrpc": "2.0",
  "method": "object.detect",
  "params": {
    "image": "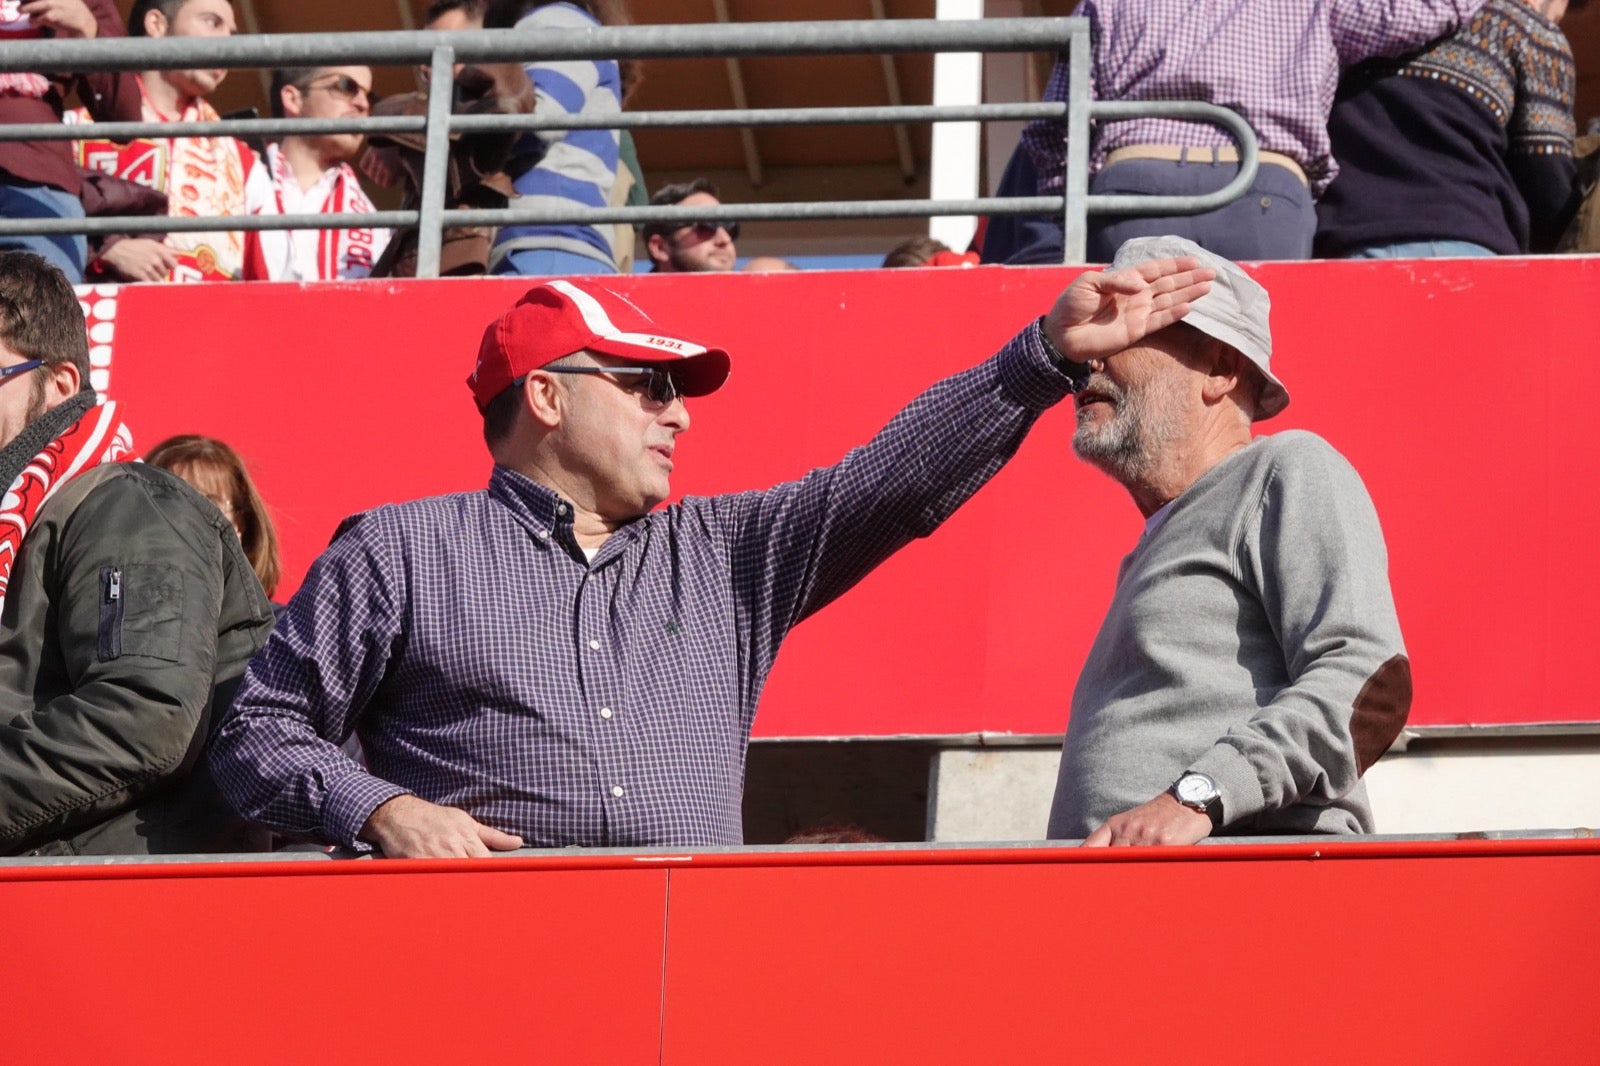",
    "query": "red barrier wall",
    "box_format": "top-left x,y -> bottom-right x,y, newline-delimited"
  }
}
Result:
97,259 -> 1600,733
4,839 -> 1599,1064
